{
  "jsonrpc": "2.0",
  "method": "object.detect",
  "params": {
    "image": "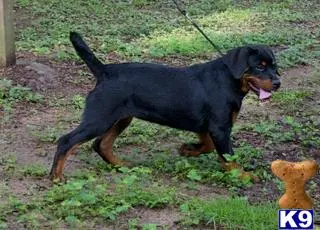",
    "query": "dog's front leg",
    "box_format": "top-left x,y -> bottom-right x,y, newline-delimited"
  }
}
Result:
209,125 -> 233,164
209,126 -> 257,181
